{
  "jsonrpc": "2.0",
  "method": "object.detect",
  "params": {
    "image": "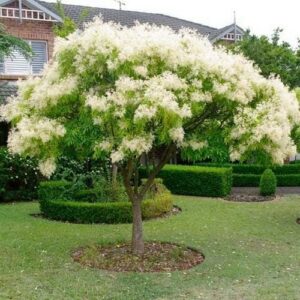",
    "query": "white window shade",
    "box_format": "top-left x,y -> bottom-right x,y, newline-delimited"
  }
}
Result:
0,40 -> 48,76
5,49 -> 31,75
0,60 -> 4,73
31,41 -> 47,74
